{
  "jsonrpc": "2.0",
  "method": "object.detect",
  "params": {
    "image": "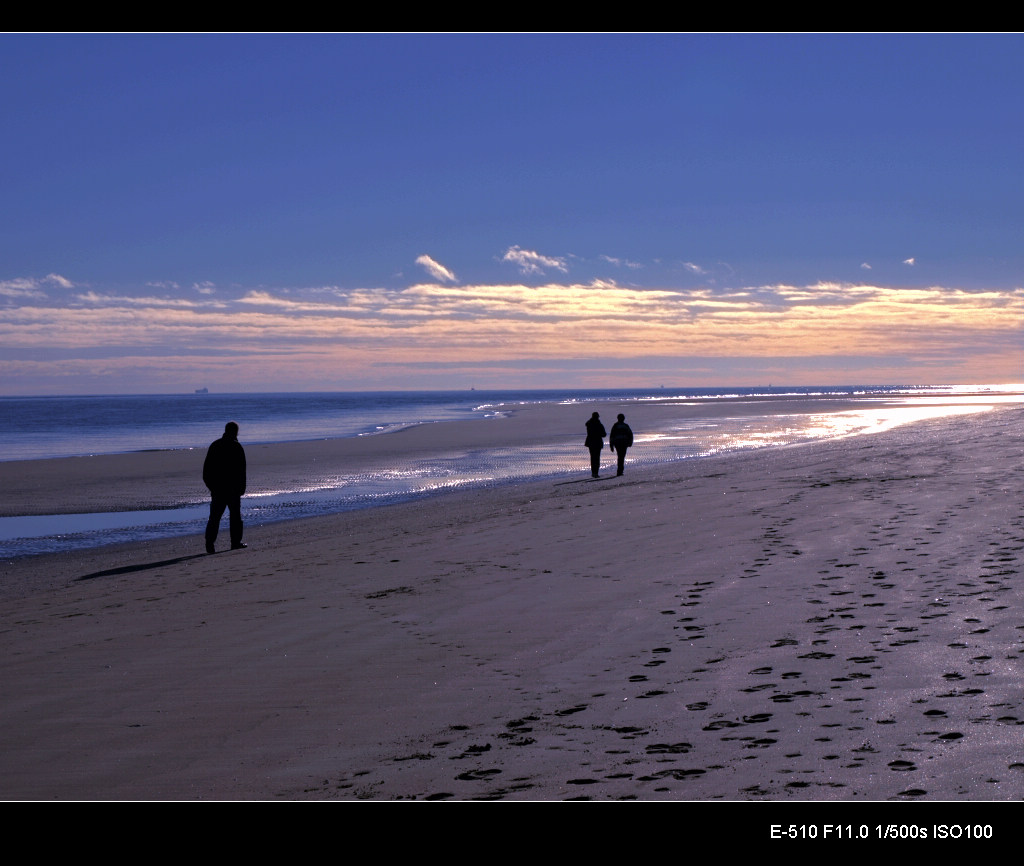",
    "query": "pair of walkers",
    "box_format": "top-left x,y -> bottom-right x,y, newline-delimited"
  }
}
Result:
584,412 -> 633,478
